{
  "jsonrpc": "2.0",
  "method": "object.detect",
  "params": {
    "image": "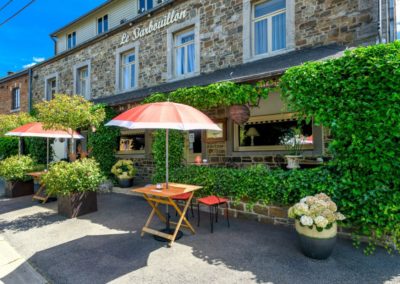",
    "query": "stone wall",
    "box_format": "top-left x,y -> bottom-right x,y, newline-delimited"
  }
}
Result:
31,0 -> 380,104
0,73 -> 29,114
